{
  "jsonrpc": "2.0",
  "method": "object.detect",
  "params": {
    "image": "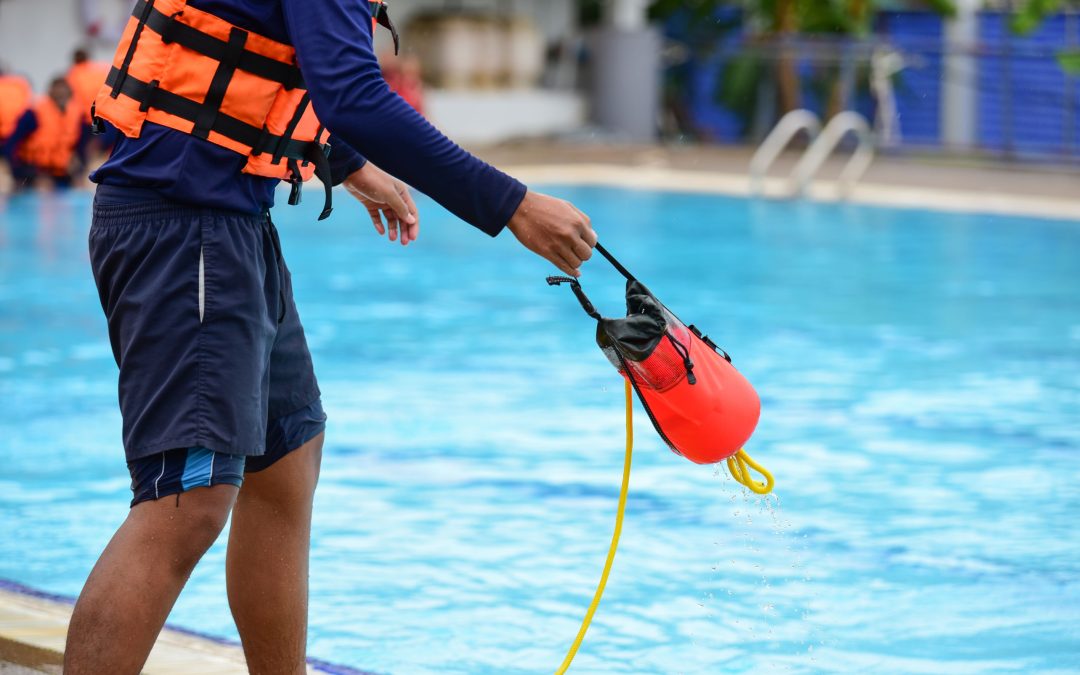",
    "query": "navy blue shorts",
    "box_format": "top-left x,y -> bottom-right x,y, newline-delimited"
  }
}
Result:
126,398 -> 326,507
89,186 -> 325,483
